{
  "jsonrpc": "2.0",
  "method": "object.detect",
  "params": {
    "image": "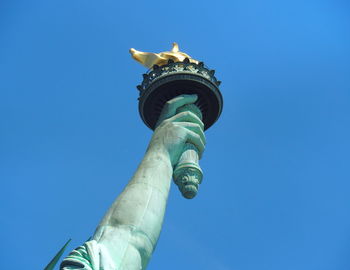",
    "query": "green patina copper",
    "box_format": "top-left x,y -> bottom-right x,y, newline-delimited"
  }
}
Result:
55,45 -> 223,270
45,239 -> 71,270
173,103 -> 203,199
60,95 -> 206,270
